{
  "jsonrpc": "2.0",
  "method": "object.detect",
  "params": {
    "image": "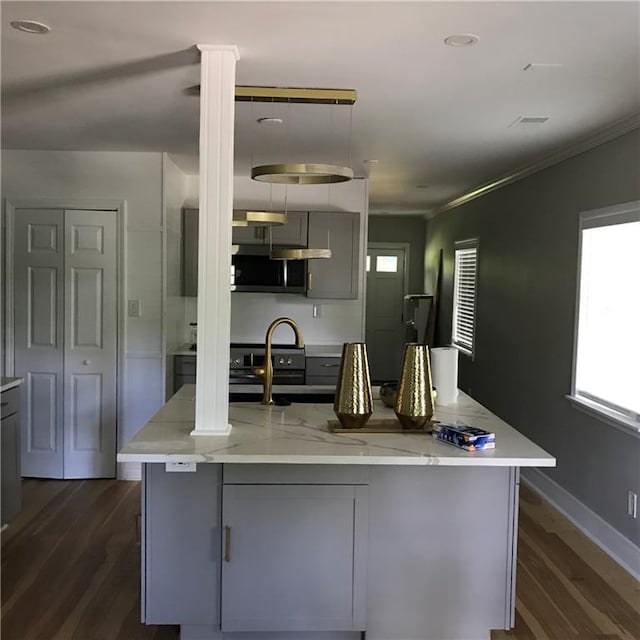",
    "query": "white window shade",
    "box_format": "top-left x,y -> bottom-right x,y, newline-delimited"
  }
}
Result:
574,213 -> 640,421
452,240 -> 478,355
